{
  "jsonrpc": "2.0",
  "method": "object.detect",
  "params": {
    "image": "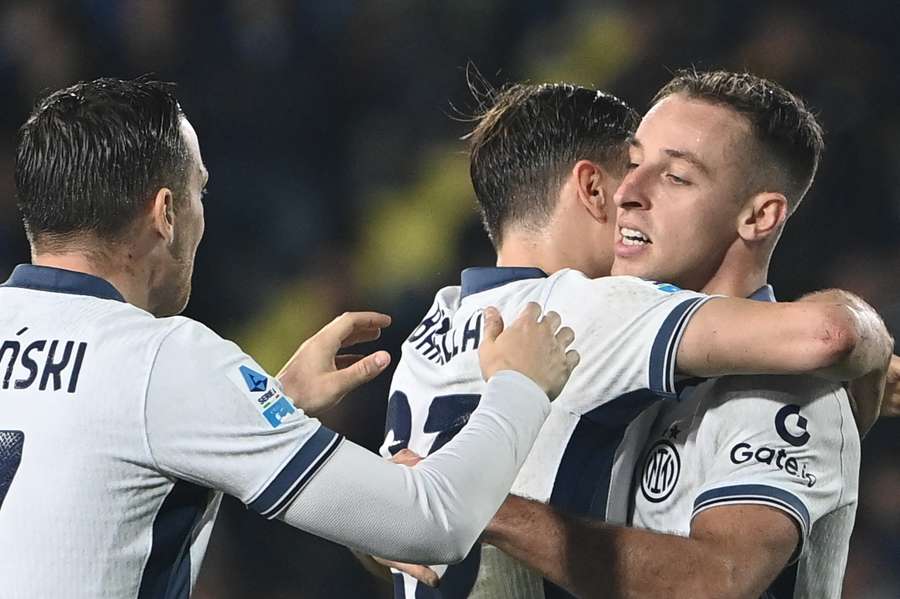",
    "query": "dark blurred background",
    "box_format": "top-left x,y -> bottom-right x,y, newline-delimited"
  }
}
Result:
0,1 -> 896,597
